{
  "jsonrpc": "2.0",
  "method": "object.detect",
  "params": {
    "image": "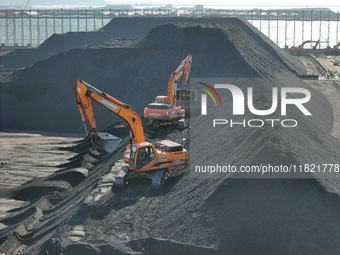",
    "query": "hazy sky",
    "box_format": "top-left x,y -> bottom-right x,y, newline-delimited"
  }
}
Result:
105,0 -> 339,6
10,0 -> 337,11
104,0 -> 340,10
